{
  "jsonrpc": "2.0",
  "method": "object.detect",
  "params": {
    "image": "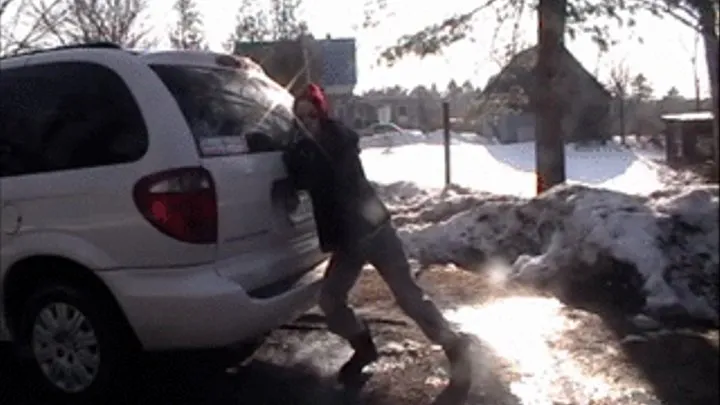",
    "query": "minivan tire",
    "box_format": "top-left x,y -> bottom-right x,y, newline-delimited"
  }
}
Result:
16,283 -> 138,404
